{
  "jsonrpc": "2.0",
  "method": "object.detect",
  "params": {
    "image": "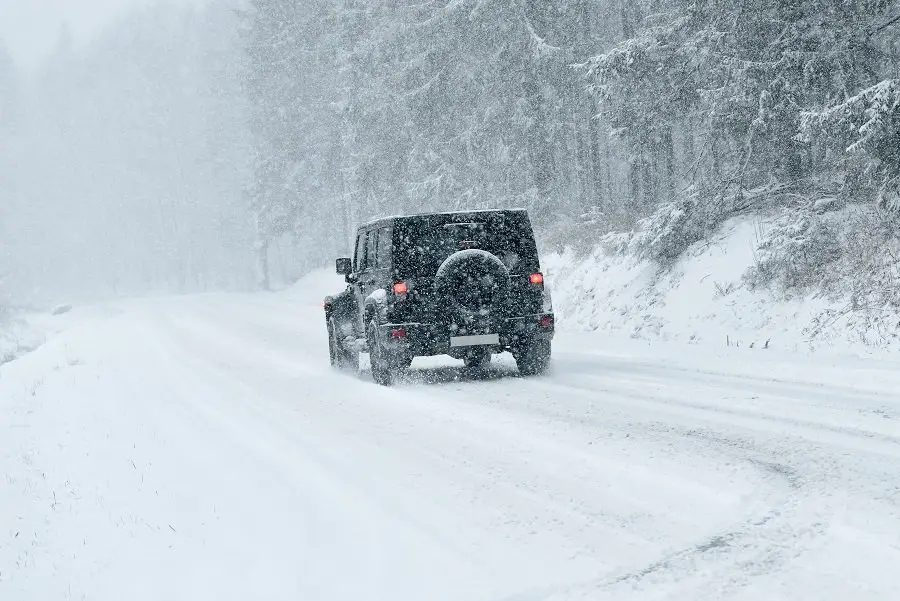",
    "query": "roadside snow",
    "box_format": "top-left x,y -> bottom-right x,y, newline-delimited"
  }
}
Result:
543,216 -> 900,357
0,314 -> 45,367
